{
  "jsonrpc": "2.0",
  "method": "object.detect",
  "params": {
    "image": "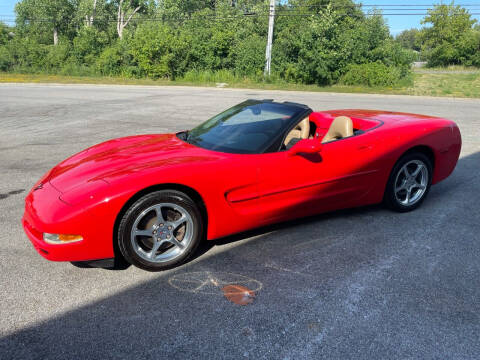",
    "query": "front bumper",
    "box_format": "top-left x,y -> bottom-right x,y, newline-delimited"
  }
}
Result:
22,181 -> 115,262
